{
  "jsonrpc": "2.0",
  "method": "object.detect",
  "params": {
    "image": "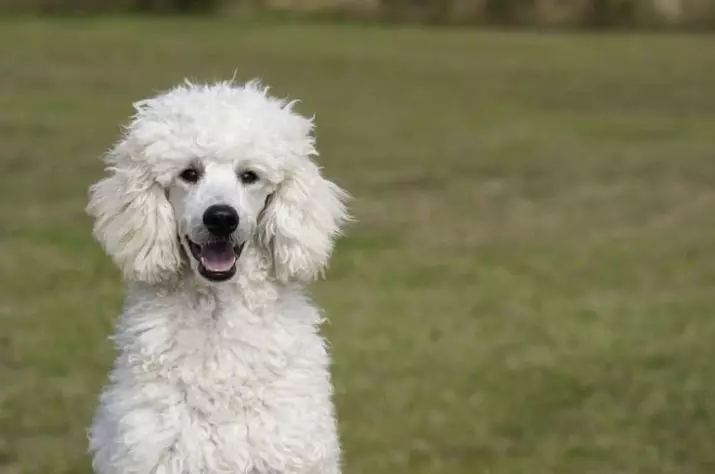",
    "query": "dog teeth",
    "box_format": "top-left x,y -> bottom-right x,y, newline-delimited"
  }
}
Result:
201,238 -> 235,247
